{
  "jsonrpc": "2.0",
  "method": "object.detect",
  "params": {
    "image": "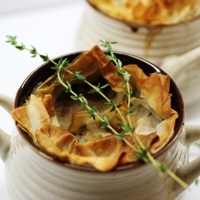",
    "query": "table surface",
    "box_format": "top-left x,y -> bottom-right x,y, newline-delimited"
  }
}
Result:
0,0 -> 199,199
